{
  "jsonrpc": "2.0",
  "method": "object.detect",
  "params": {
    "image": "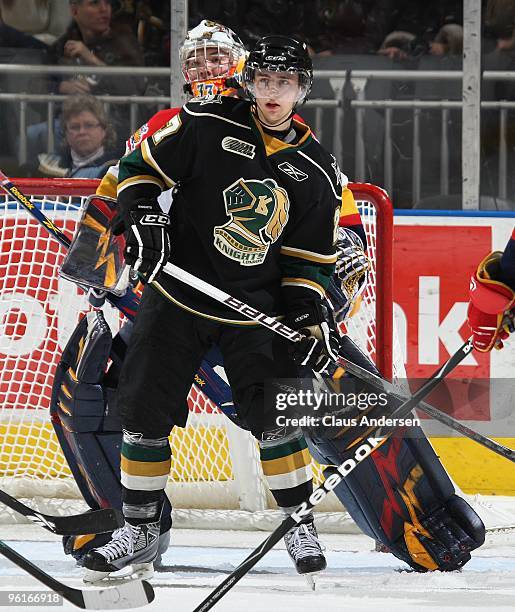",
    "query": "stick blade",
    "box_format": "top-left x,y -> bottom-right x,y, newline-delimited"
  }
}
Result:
80,580 -> 155,609
49,508 -> 124,536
